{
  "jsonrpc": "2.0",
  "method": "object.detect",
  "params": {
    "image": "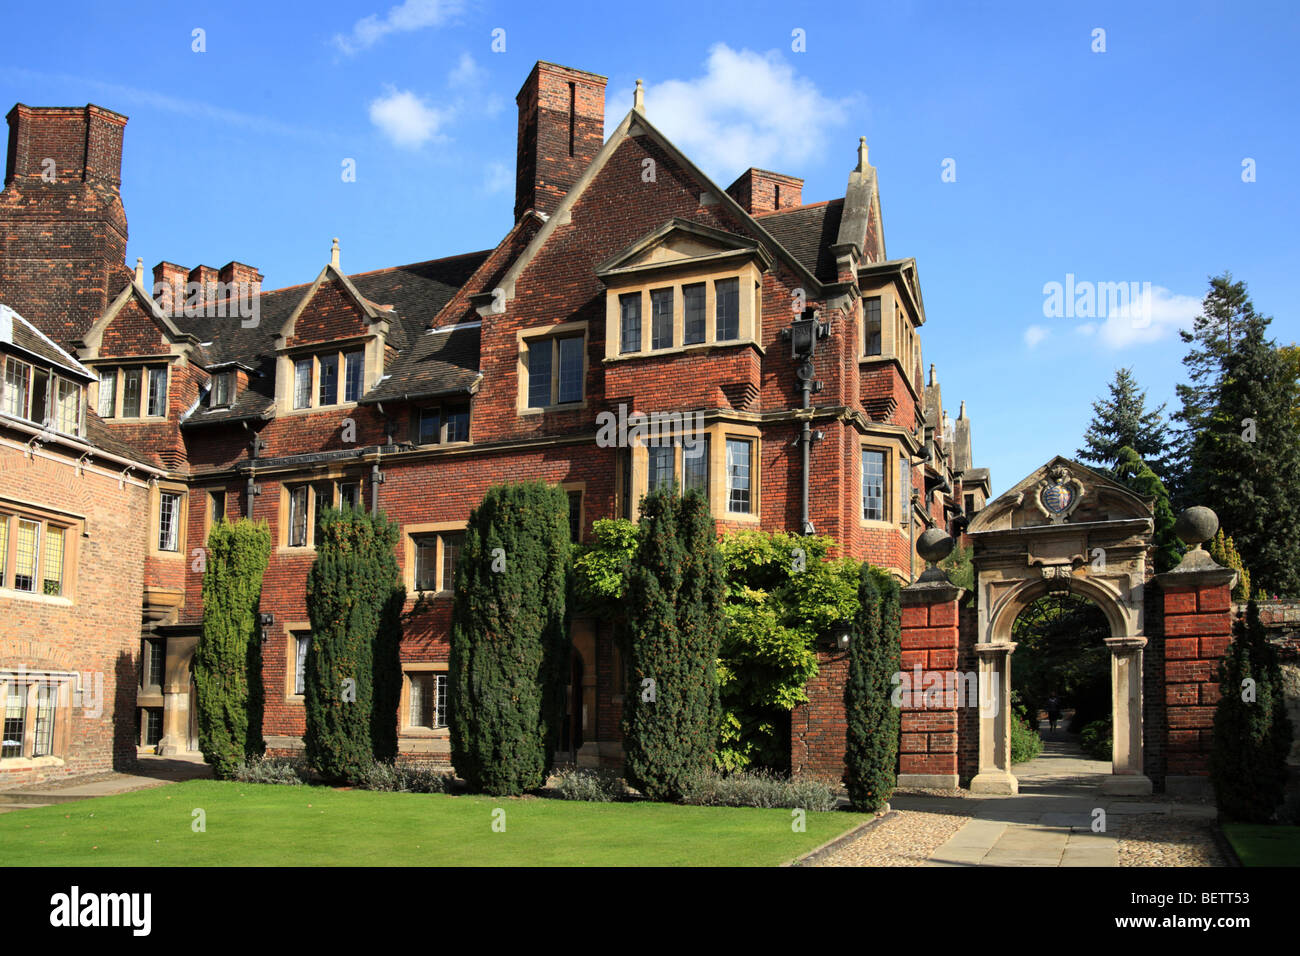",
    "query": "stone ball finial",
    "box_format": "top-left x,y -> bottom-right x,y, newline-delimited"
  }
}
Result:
917,528 -> 954,565
1174,506 -> 1218,548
